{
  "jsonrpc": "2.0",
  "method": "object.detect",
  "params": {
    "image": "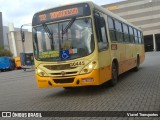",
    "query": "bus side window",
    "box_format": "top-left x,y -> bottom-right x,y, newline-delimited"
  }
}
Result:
122,23 -> 130,42
138,30 -> 142,44
141,31 -> 144,44
108,17 -> 116,41
134,29 -> 139,44
129,26 -> 135,43
115,20 -> 123,42
94,13 -> 108,51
